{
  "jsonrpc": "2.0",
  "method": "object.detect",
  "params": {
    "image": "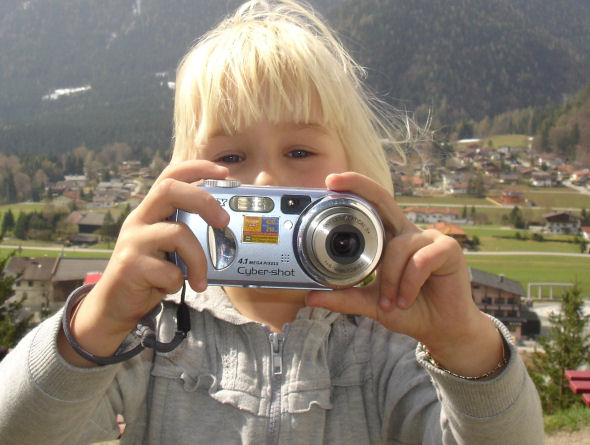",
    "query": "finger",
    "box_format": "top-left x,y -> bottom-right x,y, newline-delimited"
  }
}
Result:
141,256 -> 186,296
325,172 -> 417,236
131,160 -> 229,225
378,230 -> 438,310
143,221 -> 209,292
397,233 -> 463,308
306,286 -> 380,320
134,180 -> 230,227
153,160 -> 228,187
